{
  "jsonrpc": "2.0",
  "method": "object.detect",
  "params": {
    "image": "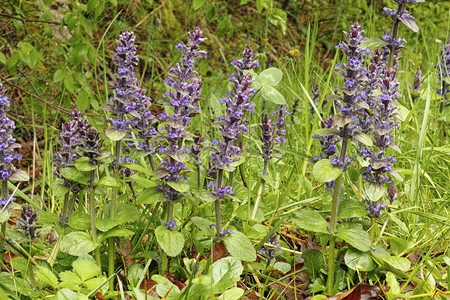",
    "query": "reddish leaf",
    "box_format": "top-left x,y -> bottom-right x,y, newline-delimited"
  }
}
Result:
212,241 -> 228,262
